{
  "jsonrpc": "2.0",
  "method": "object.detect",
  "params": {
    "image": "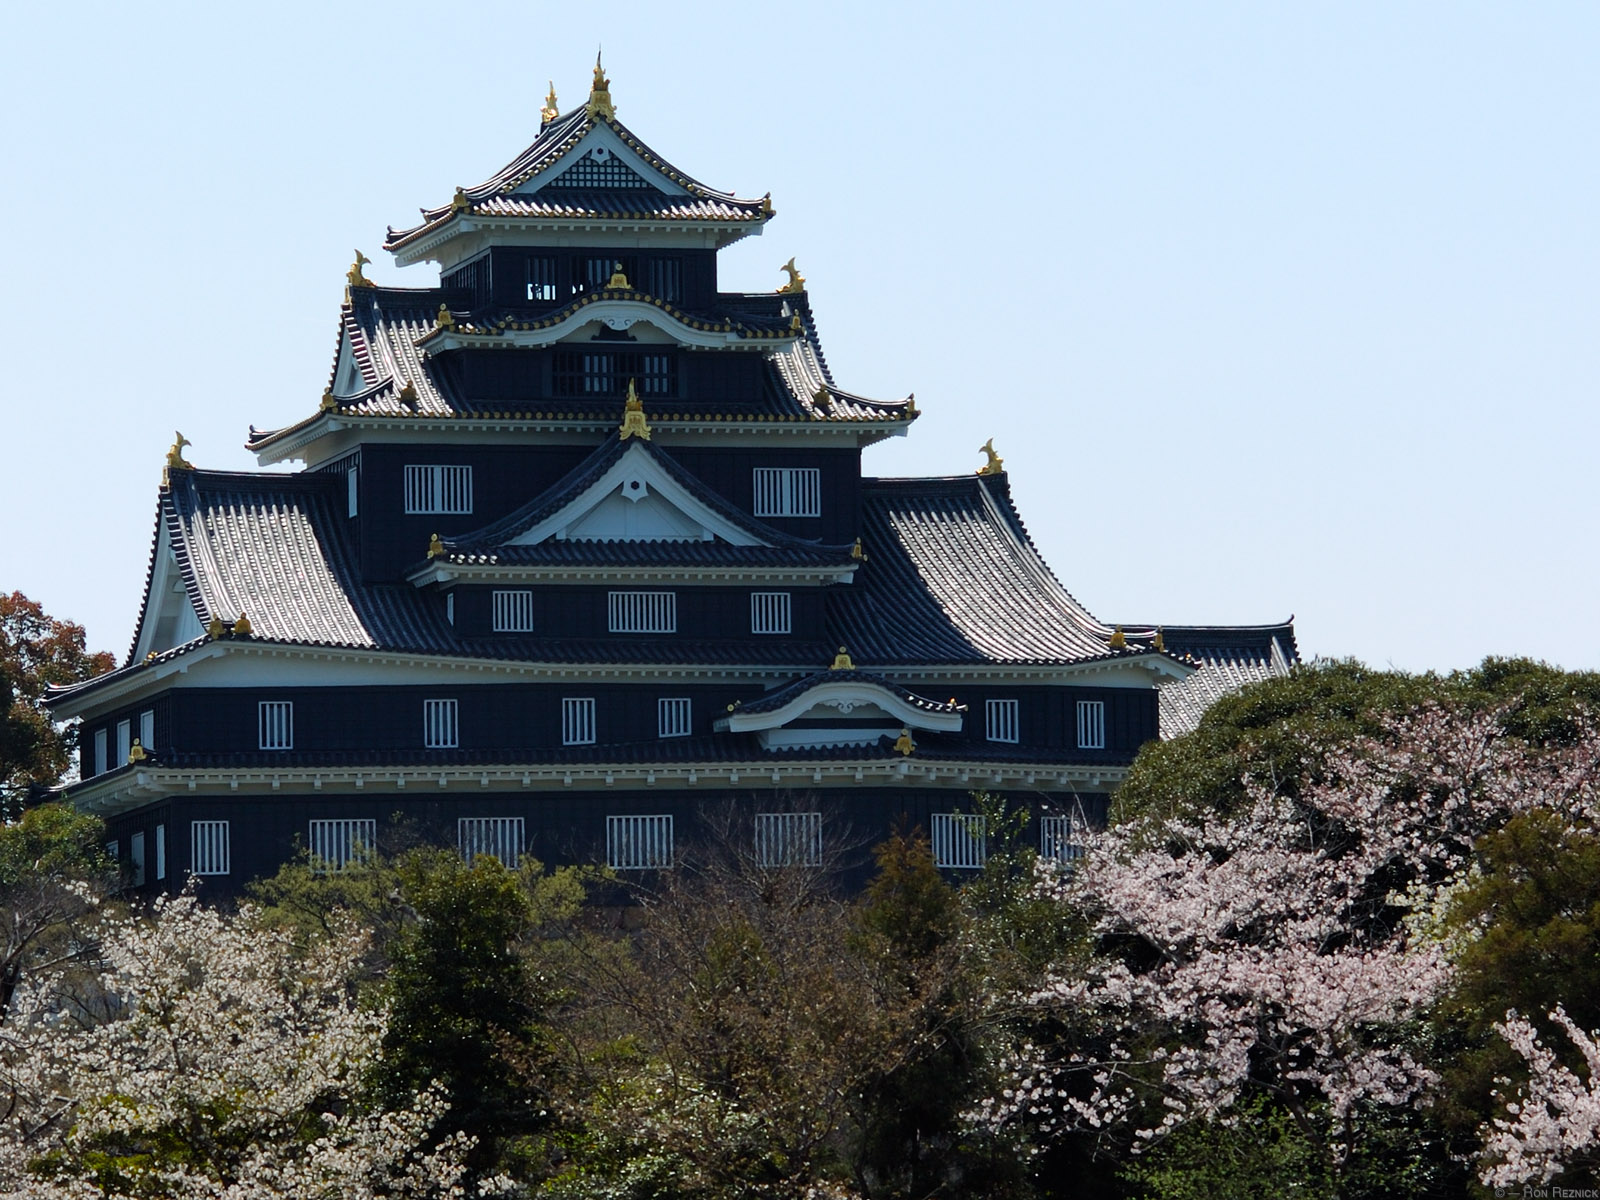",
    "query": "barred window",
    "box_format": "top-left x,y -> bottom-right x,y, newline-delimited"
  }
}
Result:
755,812 -> 822,867
309,819 -> 377,872
492,590 -> 535,632
607,814 -> 673,870
752,468 -> 821,518
931,813 -> 987,870
552,350 -> 676,397
347,465 -> 359,517
259,701 -> 293,750
985,699 -> 1019,744
658,697 -> 692,739
116,719 -> 131,765
191,821 -> 230,876
526,256 -> 557,302
93,728 -> 107,776
750,591 -> 792,635
130,831 -> 146,887
403,465 -> 473,515
563,697 -> 596,746
424,699 -> 459,749
1040,814 -> 1088,865
647,258 -> 681,302
140,709 -> 154,755
459,817 -> 524,868
609,591 -> 676,634
1077,700 -> 1106,750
